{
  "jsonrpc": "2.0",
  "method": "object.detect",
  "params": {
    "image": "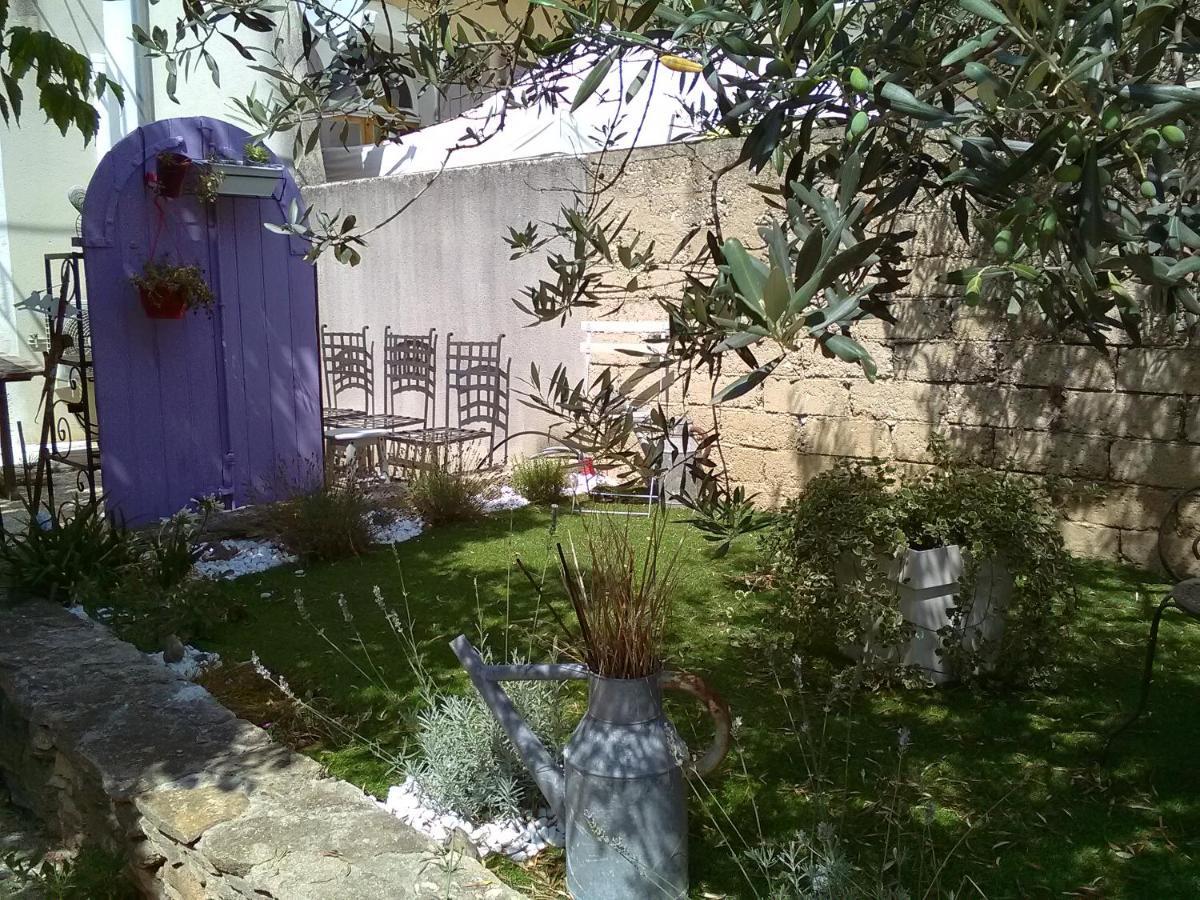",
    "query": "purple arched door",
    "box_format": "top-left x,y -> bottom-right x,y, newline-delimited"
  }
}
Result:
82,117 -> 321,525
